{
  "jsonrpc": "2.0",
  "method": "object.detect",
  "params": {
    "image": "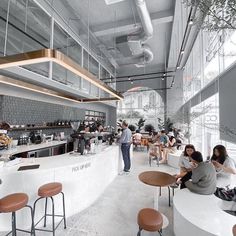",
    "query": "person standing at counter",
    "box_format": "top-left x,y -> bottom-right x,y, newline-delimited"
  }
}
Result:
119,121 -> 132,174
